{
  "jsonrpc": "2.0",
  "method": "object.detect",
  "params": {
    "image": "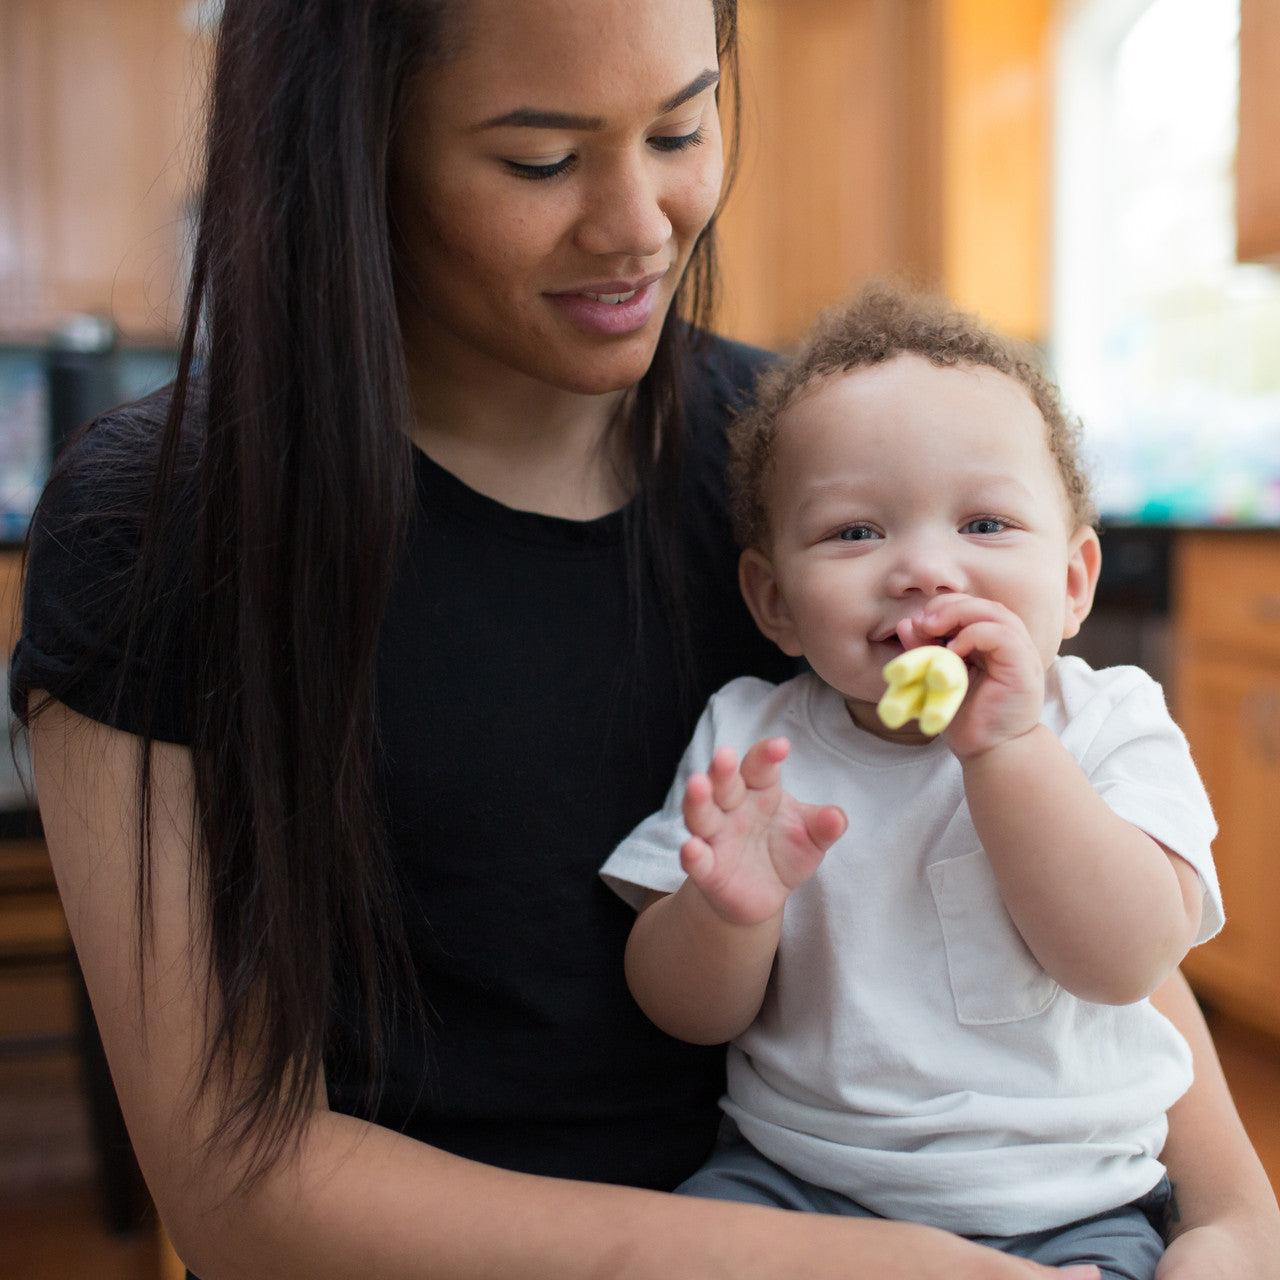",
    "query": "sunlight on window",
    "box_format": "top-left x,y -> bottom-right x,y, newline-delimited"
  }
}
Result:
1054,0 -> 1280,525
